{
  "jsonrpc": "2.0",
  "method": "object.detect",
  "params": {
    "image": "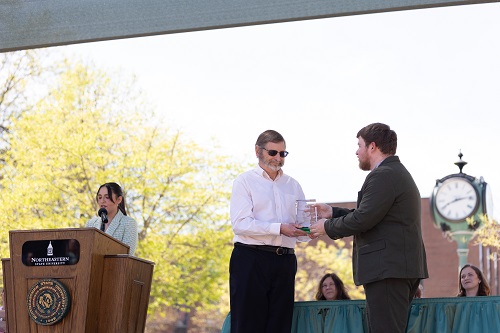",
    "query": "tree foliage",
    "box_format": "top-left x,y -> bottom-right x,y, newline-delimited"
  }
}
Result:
0,53 -> 362,332
0,60 -> 243,316
0,50 -> 52,152
470,215 -> 500,257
